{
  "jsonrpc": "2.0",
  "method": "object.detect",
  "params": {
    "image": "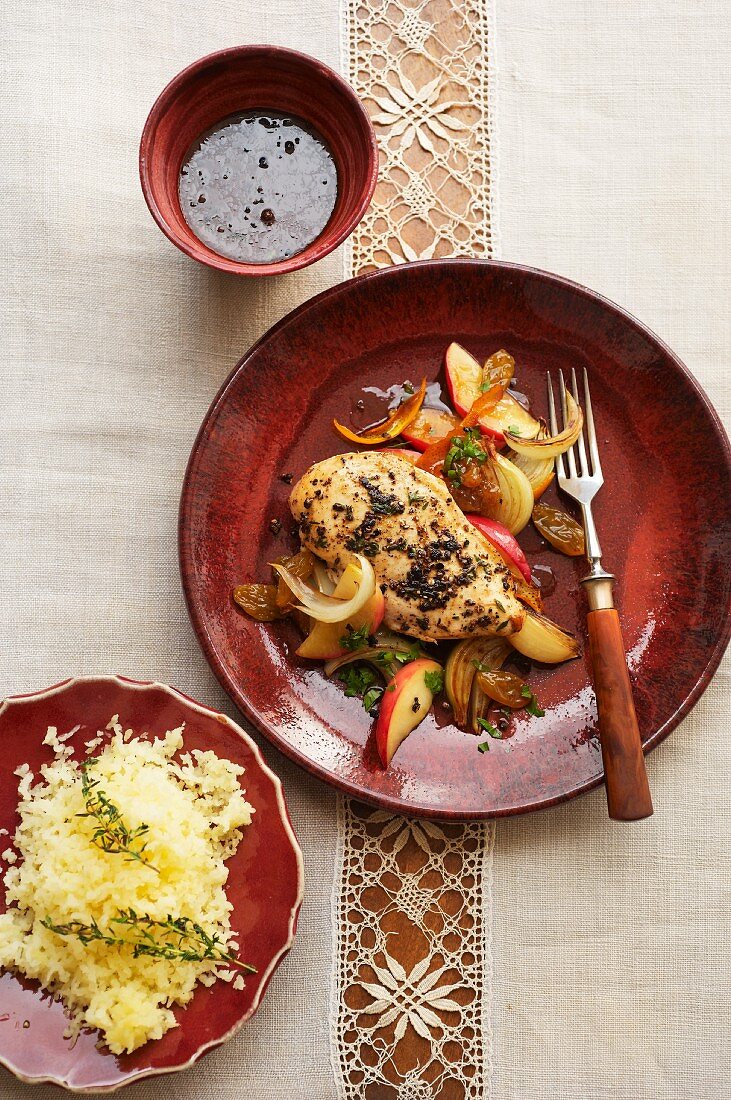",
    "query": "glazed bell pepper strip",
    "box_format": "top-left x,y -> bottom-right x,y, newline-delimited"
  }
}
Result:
333,378 -> 427,445
460,383 -> 506,428
415,384 -> 505,475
